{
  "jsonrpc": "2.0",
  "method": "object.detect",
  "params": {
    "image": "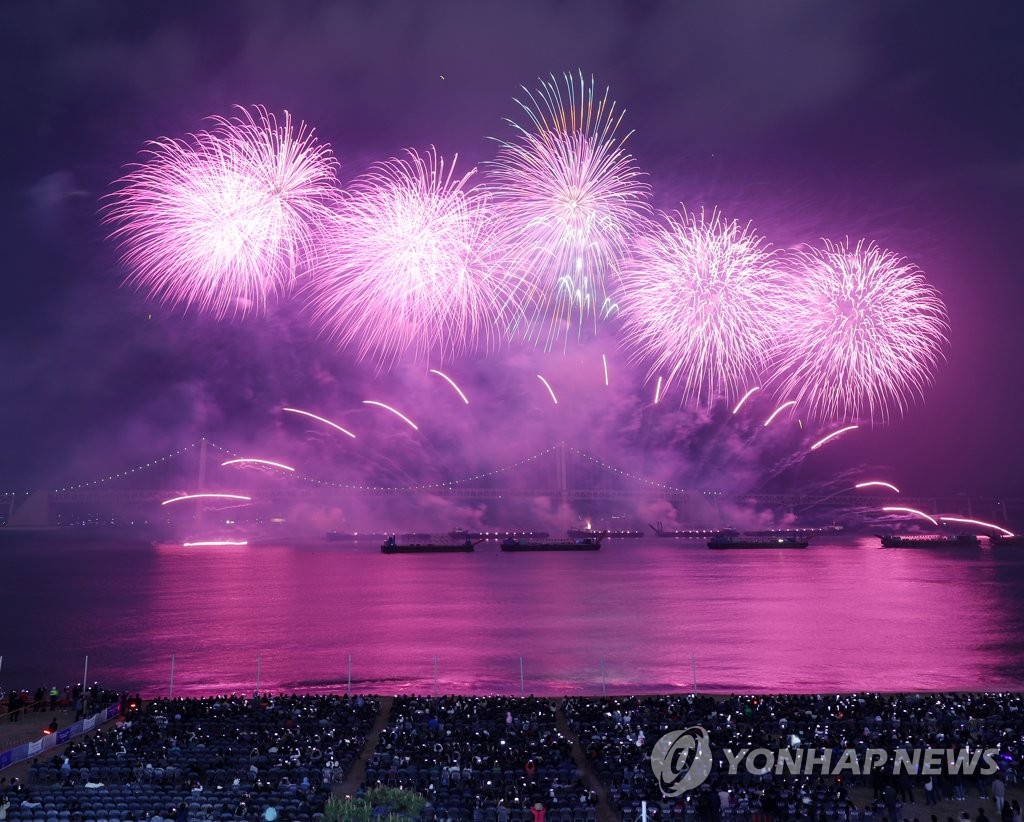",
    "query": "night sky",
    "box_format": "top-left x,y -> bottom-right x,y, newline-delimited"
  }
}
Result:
2,1 -> 1024,523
